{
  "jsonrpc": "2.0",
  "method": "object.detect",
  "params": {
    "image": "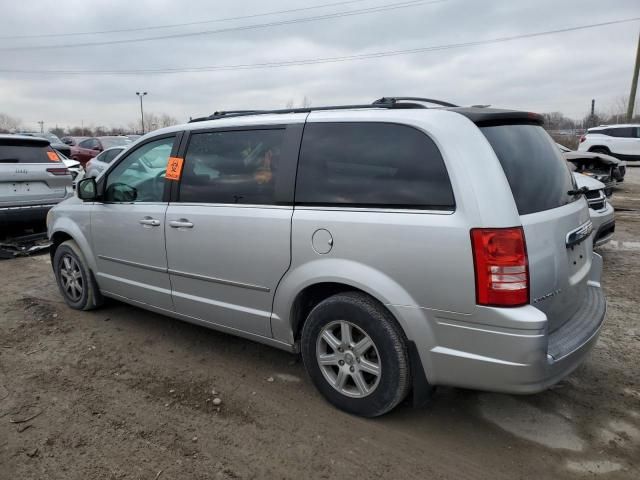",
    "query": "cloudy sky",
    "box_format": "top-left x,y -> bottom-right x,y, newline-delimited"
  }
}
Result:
0,0 -> 638,131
